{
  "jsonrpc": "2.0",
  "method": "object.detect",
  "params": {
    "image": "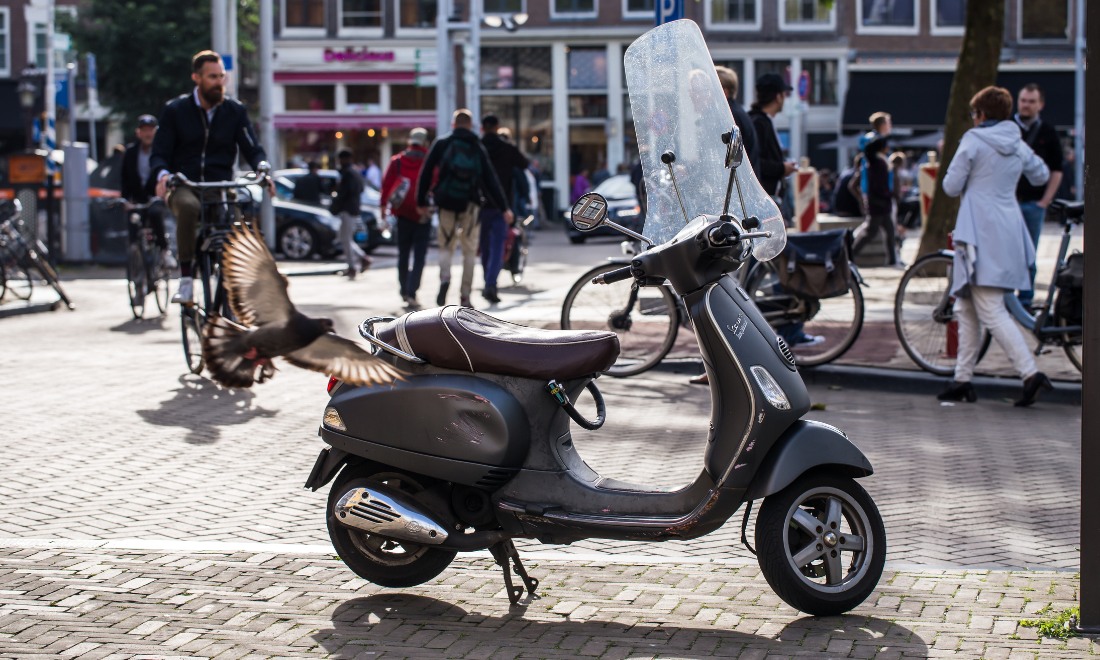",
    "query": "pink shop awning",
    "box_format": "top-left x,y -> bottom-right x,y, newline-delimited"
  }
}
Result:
274,71 -> 418,84
274,113 -> 436,130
